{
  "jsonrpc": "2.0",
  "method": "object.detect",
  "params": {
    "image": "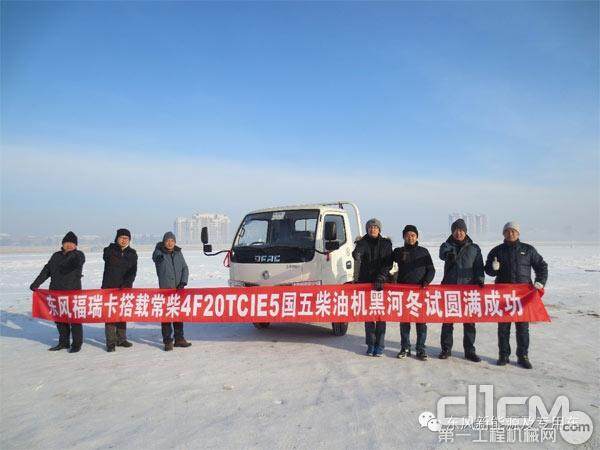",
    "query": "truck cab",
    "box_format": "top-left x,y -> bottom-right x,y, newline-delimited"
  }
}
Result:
202,201 -> 362,336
